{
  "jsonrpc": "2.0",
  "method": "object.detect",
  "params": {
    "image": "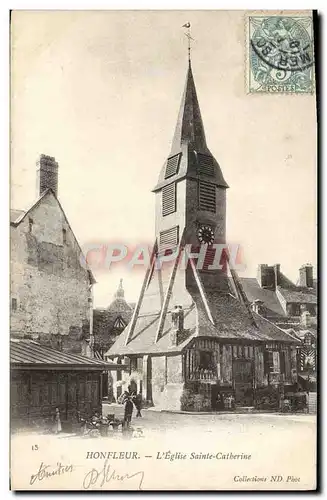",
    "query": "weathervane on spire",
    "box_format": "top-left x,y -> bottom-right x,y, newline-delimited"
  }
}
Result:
182,22 -> 194,63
